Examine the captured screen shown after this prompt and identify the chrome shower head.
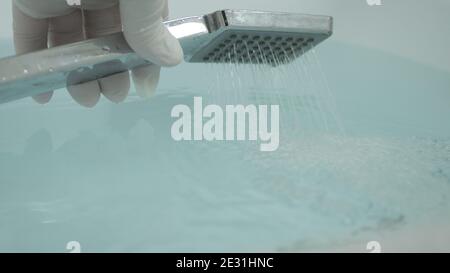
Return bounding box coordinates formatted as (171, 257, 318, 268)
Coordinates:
(188, 10, 332, 65)
(0, 9, 333, 104)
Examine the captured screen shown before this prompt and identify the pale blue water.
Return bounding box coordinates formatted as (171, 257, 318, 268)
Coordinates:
(0, 39, 449, 252)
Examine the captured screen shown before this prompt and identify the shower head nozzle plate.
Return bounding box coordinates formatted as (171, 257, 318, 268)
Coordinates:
(188, 10, 333, 65)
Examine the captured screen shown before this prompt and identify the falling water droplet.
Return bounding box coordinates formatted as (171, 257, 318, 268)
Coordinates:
(24, 69, 29, 74)
(49, 67, 54, 72)
(102, 46, 111, 52)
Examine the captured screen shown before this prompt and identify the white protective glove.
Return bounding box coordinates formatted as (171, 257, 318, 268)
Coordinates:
(12, 0, 183, 107)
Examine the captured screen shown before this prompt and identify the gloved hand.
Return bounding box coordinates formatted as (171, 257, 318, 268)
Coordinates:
(13, 0, 183, 107)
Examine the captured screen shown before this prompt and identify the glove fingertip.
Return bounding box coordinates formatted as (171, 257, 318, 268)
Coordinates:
(32, 91, 54, 104)
(159, 30, 184, 67)
(131, 65, 161, 98)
